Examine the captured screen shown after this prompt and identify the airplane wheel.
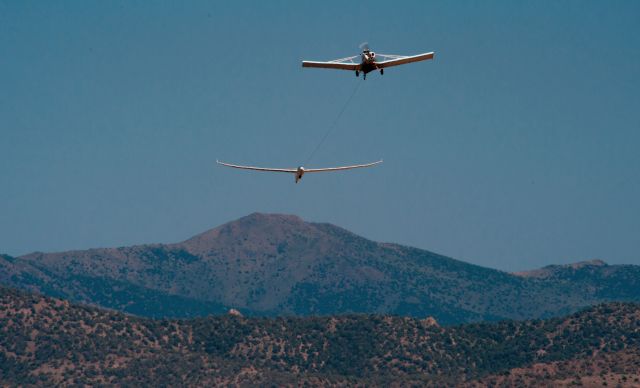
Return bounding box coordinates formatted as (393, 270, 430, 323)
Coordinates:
(363, 74, 367, 80)
(355, 71, 359, 77)
(380, 69, 384, 75)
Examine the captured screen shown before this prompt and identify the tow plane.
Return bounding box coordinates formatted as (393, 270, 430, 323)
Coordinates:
(217, 159, 382, 183)
(302, 43, 434, 79)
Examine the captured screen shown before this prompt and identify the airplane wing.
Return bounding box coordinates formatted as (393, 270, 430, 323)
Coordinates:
(302, 55, 361, 71)
(305, 160, 383, 173)
(376, 52, 435, 69)
(216, 160, 296, 173)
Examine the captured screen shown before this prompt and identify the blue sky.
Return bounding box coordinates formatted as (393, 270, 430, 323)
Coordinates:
(1, 1, 638, 271)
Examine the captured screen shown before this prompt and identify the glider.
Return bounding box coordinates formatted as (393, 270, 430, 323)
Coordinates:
(302, 43, 434, 79)
(216, 159, 382, 183)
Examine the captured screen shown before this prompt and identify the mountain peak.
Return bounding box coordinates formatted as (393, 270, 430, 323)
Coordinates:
(244, 212, 305, 223)
(178, 213, 314, 255)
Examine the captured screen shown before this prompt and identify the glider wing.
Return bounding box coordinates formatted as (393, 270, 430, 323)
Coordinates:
(305, 160, 383, 173)
(216, 160, 296, 173)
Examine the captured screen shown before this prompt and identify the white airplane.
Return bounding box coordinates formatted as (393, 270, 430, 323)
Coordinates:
(302, 43, 434, 79)
(217, 159, 382, 183)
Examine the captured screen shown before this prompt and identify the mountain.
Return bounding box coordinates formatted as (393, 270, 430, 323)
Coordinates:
(1, 287, 639, 386)
(512, 259, 640, 301)
(2, 213, 640, 324)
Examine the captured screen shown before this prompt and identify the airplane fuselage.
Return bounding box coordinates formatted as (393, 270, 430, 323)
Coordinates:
(358, 50, 382, 78)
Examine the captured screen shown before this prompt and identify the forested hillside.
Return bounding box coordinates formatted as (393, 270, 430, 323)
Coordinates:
(1, 287, 639, 386)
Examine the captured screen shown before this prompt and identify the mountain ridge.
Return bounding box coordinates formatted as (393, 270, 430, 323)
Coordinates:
(514, 259, 609, 278)
(2, 212, 640, 324)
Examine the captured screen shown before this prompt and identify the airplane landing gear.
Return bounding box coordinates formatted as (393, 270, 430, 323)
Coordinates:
(363, 73, 367, 80)
(380, 68, 384, 75)
(355, 71, 359, 77)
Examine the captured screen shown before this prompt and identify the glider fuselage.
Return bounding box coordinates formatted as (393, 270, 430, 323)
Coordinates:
(295, 167, 305, 183)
